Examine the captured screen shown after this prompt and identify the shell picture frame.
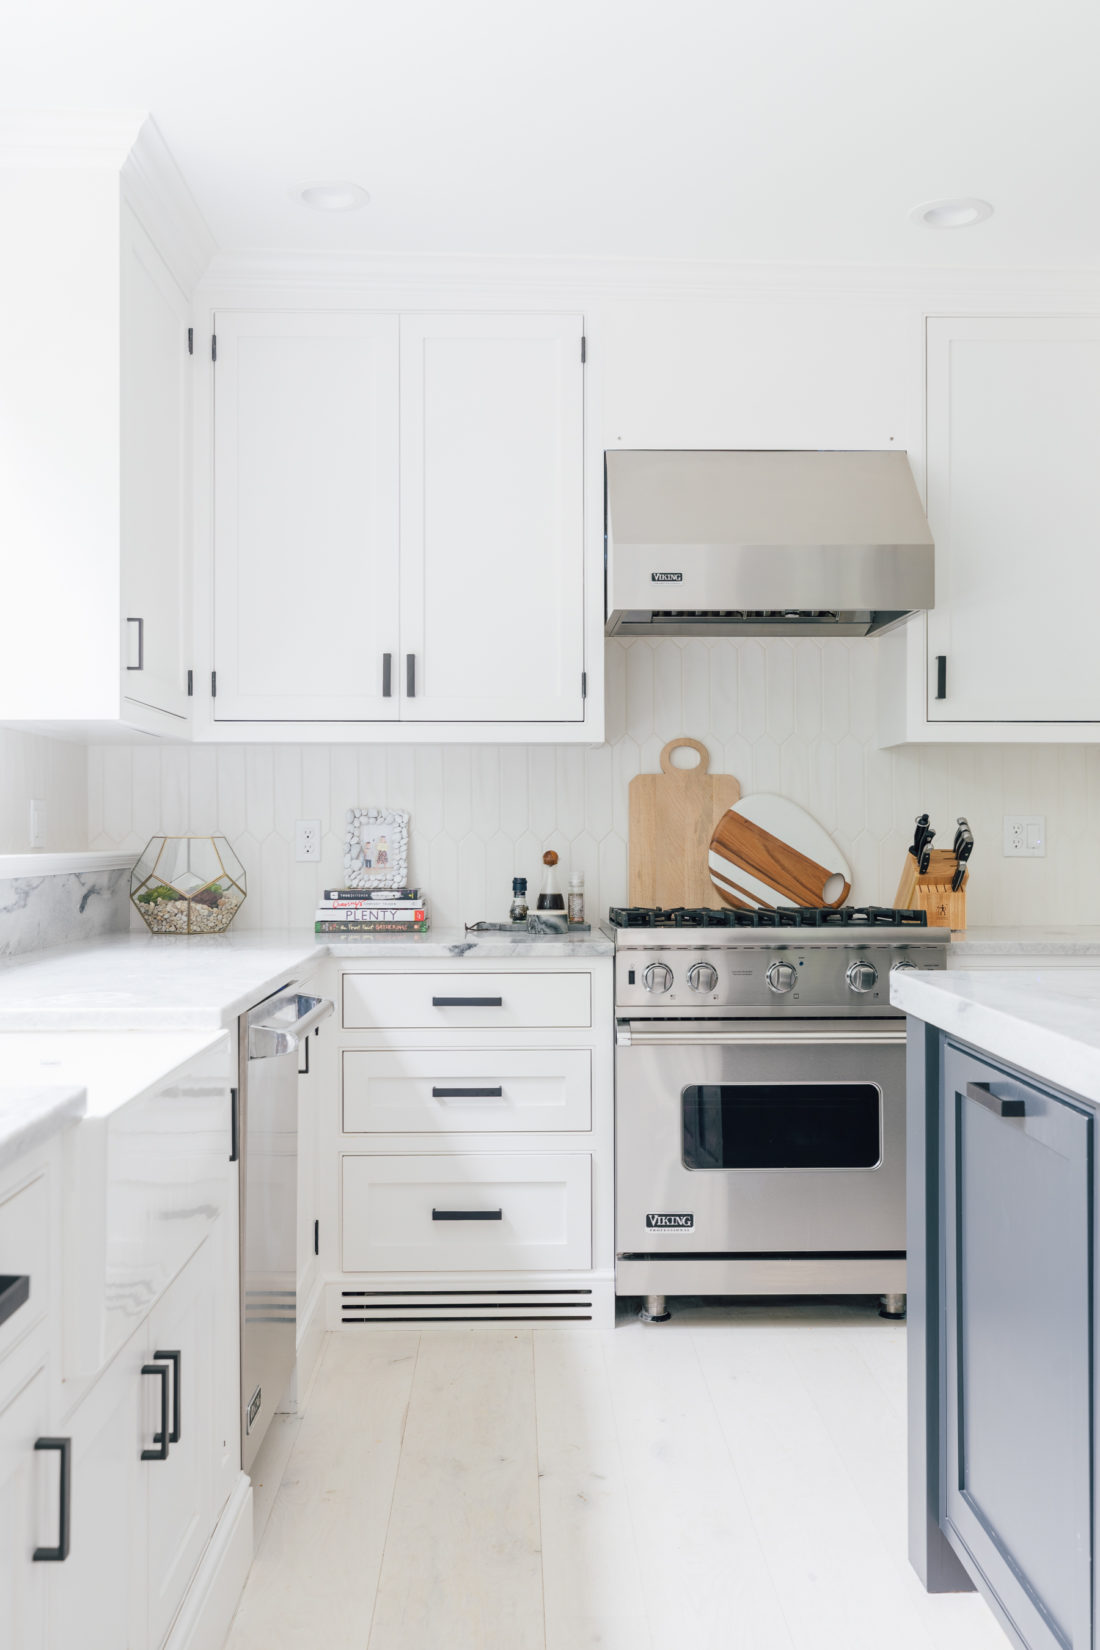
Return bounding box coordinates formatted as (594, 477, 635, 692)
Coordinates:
(343, 806, 409, 889)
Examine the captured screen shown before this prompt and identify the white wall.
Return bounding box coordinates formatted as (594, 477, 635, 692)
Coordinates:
(0, 728, 88, 852)
(87, 636, 1100, 931)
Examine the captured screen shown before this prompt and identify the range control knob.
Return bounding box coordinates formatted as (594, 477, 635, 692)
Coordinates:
(687, 961, 719, 994)
(891, 959, 918, 973)
(846, 959, 879, 993)
(765, 960, 797, 994)
(643, 962, 674, 994)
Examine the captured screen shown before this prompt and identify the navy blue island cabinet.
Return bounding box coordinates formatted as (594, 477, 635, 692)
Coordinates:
(907, 1017, 1096, 1650)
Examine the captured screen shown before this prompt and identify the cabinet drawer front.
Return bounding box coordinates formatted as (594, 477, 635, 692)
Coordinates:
(0, 1173, 48, 1366)
(942, 1042, 1093, 1650)
(342, 972, 591, 1031)
(342, 1154, 591, 1271)
(342, 1049, 592, 1133)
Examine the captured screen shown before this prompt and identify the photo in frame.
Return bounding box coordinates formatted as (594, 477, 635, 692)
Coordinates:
(343, 806, 409, 889)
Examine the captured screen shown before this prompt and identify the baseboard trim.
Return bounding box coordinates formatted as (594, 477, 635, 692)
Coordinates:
(163, 1473, 253, 1650)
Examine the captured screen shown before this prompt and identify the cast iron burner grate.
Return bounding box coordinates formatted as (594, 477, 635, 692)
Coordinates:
(607, 905, 928, 929)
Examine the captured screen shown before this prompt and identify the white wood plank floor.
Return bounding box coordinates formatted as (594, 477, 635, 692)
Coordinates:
(222, 1300, 1009, 1650)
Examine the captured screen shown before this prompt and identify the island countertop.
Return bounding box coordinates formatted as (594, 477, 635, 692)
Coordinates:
(891, 965, 1100, 1104)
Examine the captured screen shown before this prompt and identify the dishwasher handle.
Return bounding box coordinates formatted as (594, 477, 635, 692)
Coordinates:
(248, 994, 334, 1060)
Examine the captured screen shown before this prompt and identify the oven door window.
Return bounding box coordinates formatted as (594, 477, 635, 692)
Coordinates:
(682, 1083, 882, 1170)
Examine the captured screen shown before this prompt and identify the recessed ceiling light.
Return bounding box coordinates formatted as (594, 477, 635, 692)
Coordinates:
(910, 197, 994, 230)
(297, 181, 370, 212)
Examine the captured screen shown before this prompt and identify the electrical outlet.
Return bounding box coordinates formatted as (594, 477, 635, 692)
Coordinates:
(28, 799, 45, 849)
(1003, 815, 1046, 857)
(295, 820, 321, 863)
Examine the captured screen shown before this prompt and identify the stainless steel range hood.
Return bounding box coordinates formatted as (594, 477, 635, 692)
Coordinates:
(604, 449, 934, 638)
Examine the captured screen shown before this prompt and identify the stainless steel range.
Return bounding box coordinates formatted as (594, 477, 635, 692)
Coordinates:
(611, 905, 950, 1321)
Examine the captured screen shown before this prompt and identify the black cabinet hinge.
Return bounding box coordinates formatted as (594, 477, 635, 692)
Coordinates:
(580, 334, 586, 364)
(211, 333, 217, 363)
(581, 670, 587, 699)
(313, 1219, 319, 1257)
(211, 670, 217, 698)
(187, 326, 193, 356)
(186, 669, 193, 697)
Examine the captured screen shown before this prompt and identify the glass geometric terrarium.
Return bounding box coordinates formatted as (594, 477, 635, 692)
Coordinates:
(131, 835, 247, 935)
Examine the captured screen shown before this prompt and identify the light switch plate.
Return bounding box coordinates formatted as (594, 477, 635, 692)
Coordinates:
(295, 820, 321, 862)
(1003, 815, 1046, 857)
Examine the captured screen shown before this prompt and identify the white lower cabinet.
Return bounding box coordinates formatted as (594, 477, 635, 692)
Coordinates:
(0, 1367, 49, 1650)
(48, 1237, 220, 1650)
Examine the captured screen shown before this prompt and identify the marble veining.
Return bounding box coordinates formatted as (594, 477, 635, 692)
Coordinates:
(0, 1083, 85, 1171)
(950, 925, 1100, 957)
(891, 966, 1100, 1104)
(0, 865, 131, 959)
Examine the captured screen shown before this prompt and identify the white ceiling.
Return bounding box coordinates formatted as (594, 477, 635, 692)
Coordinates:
(2, 0, 1098, 266)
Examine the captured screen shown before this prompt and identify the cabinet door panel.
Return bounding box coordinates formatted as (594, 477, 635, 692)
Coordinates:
(47, 1357, 142, 1650)
(145, 1239, 215, 1650)
(0, 1369, 47, 1650)
(213, 312, 400, 721)
(121, 207, 190, 721)
(399, 313, 585, 722)
(942, 1042, 1092, 1650)
(927, 317, 1100, 722)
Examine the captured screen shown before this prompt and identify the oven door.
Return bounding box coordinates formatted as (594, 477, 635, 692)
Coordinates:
(615, 1020, 907, 1256)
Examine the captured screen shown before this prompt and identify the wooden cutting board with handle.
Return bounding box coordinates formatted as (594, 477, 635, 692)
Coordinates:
(709, 795, 852, 910)
(629, 739, 741, 909)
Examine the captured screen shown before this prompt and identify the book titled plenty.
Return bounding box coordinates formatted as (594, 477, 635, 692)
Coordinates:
(314, 905, 427, 923)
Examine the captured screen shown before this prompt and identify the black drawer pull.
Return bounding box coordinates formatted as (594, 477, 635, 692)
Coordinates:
(382, 652, 392, 698)
(229, 1086, 240, 1163)
(966, 1081, 1026, 1118)
(432, 1208, 503, 1221)
(141, 1363, 170, 1461)
(0, 1273, 30, 1328)
(431, 1086, 504, 1099)
(154, 1349, 182, 1443)
(33, 1437, 71, 1562)
(431, 996, 503, 1008)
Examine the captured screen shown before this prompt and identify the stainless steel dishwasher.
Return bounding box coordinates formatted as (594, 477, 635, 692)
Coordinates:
(239, 983, 333, 1472)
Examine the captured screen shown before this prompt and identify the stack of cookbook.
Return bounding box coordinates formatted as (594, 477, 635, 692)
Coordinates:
(314, 888, 429, 934)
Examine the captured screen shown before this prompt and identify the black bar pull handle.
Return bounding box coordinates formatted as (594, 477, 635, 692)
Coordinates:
(431, 996, 503, 1008)
(431, 1086, 504, 1099)
(382, 653, 392, 698)
(33, 1437, 71, 1561)
(406, 653, 416, 697)
(432, 1208, 503, 1221)
(141, 1363, 170, 1460)
(966, 1081, 1026, 1118)
(125, 616, 144, 671)
(229, 1086, 240, 1162)
(154, 1349, 182, 1443)
(934, 655, 947, 700)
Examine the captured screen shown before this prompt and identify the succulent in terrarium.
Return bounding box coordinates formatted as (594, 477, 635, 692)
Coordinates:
(131, 838, 246, 934)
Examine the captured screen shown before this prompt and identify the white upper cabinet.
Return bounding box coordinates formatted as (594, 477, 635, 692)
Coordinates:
(0, 118, 207, 737)
(121, 212, 191, 722)
(211, 313, 400, 722)
(206, 309, 587, 737)
(399, 313, 585, 724)
(878, 314, 1100, 744)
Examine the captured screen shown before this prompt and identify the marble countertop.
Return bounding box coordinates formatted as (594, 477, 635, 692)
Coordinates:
(0, 926, 613, 1029)
(891, 966, 1100, 1104)
(0, 1030, 228, 1122)
(950, 926, 1100, 958)
(0, 1083, 85, 1173)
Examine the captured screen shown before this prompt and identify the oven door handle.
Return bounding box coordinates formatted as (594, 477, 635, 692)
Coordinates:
(616, 1025, 907, 1047)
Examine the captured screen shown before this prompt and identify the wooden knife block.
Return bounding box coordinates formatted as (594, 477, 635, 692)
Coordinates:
(894, 848, 967, 930)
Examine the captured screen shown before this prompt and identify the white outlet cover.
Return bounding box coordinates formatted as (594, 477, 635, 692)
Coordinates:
(295, 819, 321, 863)
(28, 798, 45, 849)
(1003, 814, 1046, 857)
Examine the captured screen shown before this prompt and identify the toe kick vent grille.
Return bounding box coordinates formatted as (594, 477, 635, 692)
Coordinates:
(340, 1288, 593, 1324)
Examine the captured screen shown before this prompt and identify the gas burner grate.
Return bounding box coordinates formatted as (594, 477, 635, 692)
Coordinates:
(607, 904, 928, 929)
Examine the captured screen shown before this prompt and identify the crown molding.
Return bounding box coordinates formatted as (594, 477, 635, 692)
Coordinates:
(199, 247, 1100, 309)
(121, 117, 217, 296)
(0, 109, 144, 166)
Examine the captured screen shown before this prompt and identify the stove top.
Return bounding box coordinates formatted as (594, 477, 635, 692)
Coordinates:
(608, 904, 928, 930)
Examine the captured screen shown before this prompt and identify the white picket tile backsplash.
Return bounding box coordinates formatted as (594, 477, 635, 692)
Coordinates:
(0, 726, 87, 853)
(87, 639, 1100, 931)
